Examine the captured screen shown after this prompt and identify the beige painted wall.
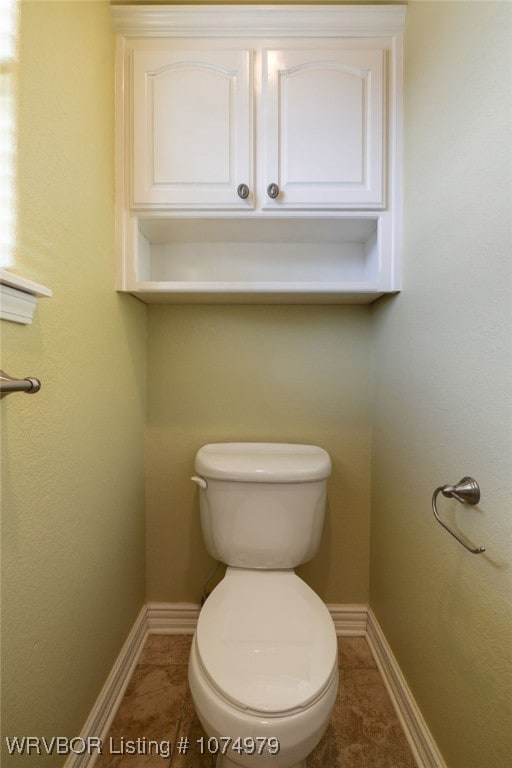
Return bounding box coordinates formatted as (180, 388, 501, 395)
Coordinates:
(1, 2, 146, 763)
(371, 3, 512, 767)
(146, 305, 372, 604)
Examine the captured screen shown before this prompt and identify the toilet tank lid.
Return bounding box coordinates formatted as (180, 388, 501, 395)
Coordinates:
(194, 442, 331, 483)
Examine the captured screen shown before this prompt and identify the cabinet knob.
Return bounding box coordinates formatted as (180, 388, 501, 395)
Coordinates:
(237, 183, 250, 200)
(267, 183, 280, 199)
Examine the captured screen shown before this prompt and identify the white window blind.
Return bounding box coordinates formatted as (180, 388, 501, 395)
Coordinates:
(0, 0, 18, 268)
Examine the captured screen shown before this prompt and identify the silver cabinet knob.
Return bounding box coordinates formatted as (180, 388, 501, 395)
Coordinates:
(267, 183, 280, 199)
(237, 183, 250, 199)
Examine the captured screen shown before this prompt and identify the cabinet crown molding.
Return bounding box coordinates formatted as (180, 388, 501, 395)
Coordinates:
(112, 4, 407, 37)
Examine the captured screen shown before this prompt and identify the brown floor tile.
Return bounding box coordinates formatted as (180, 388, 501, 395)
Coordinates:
(308, 668, 417, 768)
(337, 637, 377, 670)
(94, 634, 418, 768)
(170, 690, 215, 768)
(95, 665, 188, 768)
(139, 635, 193, 667)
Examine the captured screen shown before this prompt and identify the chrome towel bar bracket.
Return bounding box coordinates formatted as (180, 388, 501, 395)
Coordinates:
(0, 369, 41, 399)
(432, 477, 485, 554)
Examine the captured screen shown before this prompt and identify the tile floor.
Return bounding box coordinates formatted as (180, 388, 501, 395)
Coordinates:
(94, 634, 417, 768)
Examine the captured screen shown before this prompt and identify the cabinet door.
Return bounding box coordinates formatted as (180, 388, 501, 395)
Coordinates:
(132, 48, 252, 208)
(262, 48, 385, 209)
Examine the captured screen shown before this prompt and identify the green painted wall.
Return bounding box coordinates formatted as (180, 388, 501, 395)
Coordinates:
(146, 305, 372, 604)
(371, 3, 512, 767)
(2, 4, 511, 768)
(1, 2, 146, 764)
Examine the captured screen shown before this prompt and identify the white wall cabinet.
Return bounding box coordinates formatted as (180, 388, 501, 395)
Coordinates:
(132, 44, 384, 211)
(113, 5, 405, 303)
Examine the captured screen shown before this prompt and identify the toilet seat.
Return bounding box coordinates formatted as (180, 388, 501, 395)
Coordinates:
(195, 568, 338, 718)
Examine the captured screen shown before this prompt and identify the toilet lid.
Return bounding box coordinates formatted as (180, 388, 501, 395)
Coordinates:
(195, 569, 338, 716)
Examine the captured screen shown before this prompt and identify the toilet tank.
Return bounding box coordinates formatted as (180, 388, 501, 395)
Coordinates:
(192, 443, 332, 569)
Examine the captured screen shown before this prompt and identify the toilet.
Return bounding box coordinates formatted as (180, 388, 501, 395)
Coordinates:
(188, 443, 338, 768)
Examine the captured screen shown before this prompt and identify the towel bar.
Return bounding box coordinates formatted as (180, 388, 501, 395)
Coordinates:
(0, 369, 41, 399)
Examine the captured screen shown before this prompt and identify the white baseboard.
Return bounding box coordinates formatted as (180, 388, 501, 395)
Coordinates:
(68, 602, 445, 768)
(146, 601, 200, 634)
(146, 601, 368, 636)
(327, 603, 368, 635)
(366, 608, 447, 768)
(63, 605, 148, 768)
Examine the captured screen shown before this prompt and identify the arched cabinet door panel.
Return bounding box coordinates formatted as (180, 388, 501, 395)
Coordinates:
(262, 48, 385, 209)
(132, 47, 253, 209)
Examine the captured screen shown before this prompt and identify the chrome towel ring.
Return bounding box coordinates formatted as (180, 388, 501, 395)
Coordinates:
(432, 477, 485, 554)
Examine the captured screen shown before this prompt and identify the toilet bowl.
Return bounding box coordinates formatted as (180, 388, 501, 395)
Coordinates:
(189, 568, 338, 768)
(189, 443, 338, 768)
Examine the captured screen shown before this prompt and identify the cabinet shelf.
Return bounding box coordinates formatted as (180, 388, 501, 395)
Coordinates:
(120, 215, 396, 304)
(128, 283, 386, 305)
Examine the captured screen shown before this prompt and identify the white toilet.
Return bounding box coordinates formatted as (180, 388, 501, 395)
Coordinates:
(188, 443, 338, 768)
